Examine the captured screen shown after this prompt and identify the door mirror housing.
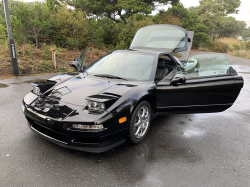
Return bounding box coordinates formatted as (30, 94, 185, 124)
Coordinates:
(171, 74, 186, 85)
(69, 61, 81, 72)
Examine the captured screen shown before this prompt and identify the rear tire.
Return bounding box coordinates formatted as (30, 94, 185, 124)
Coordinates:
(129, 101, 151, 144)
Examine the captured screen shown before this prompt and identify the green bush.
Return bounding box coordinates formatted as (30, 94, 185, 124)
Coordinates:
(246, 42, 250, 50)
(41, 44, 52, 60)
(233, 45, 240, 50)
(0, 24, 7, 40)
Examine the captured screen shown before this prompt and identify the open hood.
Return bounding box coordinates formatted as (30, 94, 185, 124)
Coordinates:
(129, 24, 194, 61)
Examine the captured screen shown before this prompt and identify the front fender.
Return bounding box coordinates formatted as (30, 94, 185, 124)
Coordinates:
(107, 83, 156, 130)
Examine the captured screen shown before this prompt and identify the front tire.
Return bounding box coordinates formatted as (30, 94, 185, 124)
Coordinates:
(129, 101, 151, 144)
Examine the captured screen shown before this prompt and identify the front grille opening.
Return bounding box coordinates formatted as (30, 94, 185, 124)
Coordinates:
(73, 136, 100, 144)
(30, 120, 67, 143)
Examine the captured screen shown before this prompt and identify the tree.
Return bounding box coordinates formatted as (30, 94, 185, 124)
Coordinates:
(242, 27, 250, 39)
(50, 6, 88, 49)
(12, 2, 51, 46)
(158, 3, 209, 48)
(64, 0, 179, 23)
(194, 0, 241, 41)
(218, 17, 246, 38)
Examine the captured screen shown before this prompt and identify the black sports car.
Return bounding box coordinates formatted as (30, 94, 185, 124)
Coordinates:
(21, 24, 244, 153)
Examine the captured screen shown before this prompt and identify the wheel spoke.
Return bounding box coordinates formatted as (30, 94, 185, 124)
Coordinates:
(138, 113, 143, 120)
(135, 126, 141, 136)
(135, 120, 141, 127)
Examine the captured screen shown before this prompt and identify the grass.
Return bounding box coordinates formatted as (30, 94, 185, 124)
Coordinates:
(198, 37, 250, 59)
(216, 38, 243, 50)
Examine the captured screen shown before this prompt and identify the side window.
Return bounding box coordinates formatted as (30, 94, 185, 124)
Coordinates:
(154, 55, 175, 82)
(176, 54, 232, 78)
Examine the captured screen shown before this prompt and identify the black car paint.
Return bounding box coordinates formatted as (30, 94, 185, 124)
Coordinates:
(22, 50, 244, 153)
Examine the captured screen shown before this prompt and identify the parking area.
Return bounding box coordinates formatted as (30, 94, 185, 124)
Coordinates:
(0, 52, 250, 187)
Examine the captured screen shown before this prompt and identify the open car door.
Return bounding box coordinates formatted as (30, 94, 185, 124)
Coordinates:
(156, 54, 244, 114)
(130, 24, 194, 61)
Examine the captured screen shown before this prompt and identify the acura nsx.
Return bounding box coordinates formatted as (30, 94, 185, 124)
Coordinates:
(21, 24, 244, 153)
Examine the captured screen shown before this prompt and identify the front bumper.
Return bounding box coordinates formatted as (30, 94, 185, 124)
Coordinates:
(22, 103, 127, 153)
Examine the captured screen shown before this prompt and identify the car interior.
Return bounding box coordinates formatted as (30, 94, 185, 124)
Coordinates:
(154, 55, 175, 82)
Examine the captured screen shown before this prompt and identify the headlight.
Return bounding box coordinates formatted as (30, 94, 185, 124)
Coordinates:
(87, 101, 105, 112)
(72, 124, 104, 130)
(32, 86, 41, 95)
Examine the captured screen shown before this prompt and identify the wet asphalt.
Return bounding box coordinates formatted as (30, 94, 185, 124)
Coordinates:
(0, 52, 250, 187)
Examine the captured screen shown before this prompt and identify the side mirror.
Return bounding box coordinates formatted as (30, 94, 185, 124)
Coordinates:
(171, 74, 186, 85)
(69, 61, 81, 72)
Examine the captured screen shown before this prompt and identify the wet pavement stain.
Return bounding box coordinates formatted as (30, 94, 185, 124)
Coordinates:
(11, 79, 49, 84)
(0, 83, 8, 88)
(24, 79, 49, 84)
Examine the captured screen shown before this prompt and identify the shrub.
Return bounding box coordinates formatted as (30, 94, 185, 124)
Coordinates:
(212, 41, 229, 53)
(41, 44, 52, 60)
(232, 45, 240, 50)
(246, 42, 250, 50)
(21, 44, 34, 59)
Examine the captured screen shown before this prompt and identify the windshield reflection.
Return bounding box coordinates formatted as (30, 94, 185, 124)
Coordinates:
(87, 51, 155, 81)
(177, 54, 232, 78)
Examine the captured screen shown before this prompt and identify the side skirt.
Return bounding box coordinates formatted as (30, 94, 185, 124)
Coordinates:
(156, 103, 233, 114)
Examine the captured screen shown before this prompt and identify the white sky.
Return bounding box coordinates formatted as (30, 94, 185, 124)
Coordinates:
(19, 0, 250, 27)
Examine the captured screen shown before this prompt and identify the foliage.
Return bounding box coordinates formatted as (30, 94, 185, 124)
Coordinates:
(114, 14, 154, 49)
(50, 6, 88, 49)
(245, 42, 250, 50)
(21, 44, 34, 59)
(41, 43, 52, 60)
(212, 41, 229, 53)
(11, 2, 51, 46)
(64, 0, 179, 23)
(242, 27, 250, 39)
(158, 3, 209, 48)
(216, 37, 243, 50)
(0, 24, 7, 40)
(194, 0, 241, 41)
(0, 0, 248, 59)
(218, 17, 246, 38)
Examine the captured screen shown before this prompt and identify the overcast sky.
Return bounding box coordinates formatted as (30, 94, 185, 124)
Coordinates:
(19, 0, 250, 27)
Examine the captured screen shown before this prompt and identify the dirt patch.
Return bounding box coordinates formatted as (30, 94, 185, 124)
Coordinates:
(0, 83, 9, 88)
(0, 48, 108, 80)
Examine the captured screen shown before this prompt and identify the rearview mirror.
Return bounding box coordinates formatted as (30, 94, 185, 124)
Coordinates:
(69, 61, 81, 72)
(171, 74, 186, 85)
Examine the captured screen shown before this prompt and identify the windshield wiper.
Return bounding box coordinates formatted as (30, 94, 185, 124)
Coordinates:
(94, 74, 128, 80)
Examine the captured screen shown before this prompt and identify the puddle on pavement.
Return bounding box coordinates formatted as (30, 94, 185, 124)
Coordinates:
(24, 79, 49, 84)
(11, 79, 49, 85)
(0, 83, 9, 88)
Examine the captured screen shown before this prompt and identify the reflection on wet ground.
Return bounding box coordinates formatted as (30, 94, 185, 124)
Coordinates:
(0, 83, 8, 88)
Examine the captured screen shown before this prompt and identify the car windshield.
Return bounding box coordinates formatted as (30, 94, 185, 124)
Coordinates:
(87, 51, 156, 81)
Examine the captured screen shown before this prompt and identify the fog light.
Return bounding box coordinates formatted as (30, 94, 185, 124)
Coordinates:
(72, 124, 104, 130)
